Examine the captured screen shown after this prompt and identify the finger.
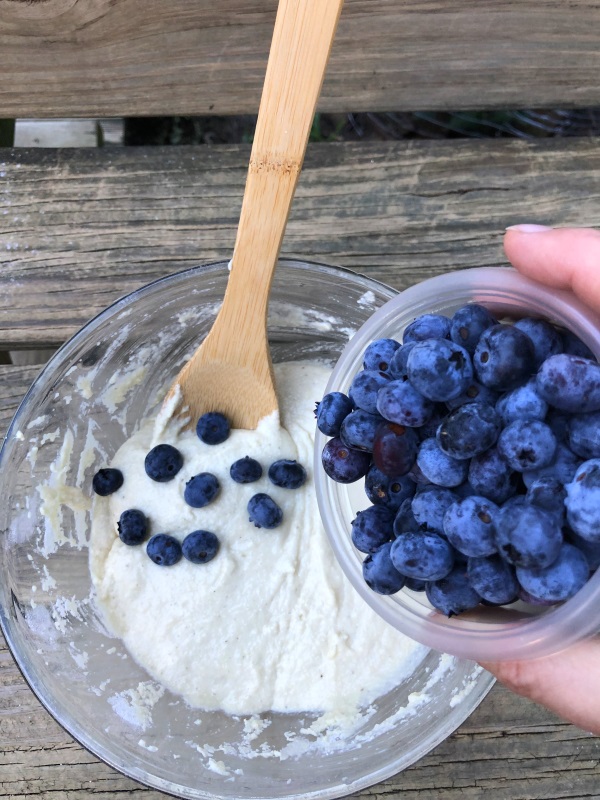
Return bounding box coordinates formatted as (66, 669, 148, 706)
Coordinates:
(480, 636, 600, 735)
(503, 226, 600, 314)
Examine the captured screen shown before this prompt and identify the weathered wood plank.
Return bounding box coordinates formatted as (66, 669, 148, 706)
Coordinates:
(1, 138, 600, 348)
(0, 1, 599, 117)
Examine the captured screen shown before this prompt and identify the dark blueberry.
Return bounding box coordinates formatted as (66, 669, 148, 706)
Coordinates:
(545, 408, 571, 444)
(93, 467, 124, 496)
(467, 555, 519, 605)
(411, 486, 459, 534)
(184, 472, 220, 508)
(416, 437, 469, 488)
(247, 492, 283, 528)
(526, 476, 567, 517)
(146, 533, 182, 567)
(468, 446, 519, 504)
(389, 342, 416, 380)
(561, 329, 596, 360)
(363, 338, 401, 373)
(566, 528, 600, 570)
(437, 402, 500, 460)
(565, 459, 600, 542)
(268, 459, 307, 489)
(443, 496, 499, 557)
(495, 378, 548, 426)
(494, 503, 562, 569)
(364, 465, 416, 510)
(144, 444, 184, 482)
(473, 324, 536, 391)
(362, 542, 406, 594)
(196, 412, 230, 445)
(567, 411, 600, 459)
(117, 509, 148, 546)
(497, 419, 557, 473)
(230, 456, 263, 484)
(393, 497, 421, 536)
(182, 530, 220, 564)
(536, 354, 600, 413)
(426, 565, 482, 617)
(513, 317, 563, 369)
(315, 391, 354, 436)
(449, 304, 497, 354)
(445, 381, 499, 411)
(404, 576, 427, 592)
(376, 379, 434, 428)
(516, 543, 589, 603)
(522, 442, 582, 488)
(416, 403, 448, 441)
(321, 437, 372, 484)
(340, 409, 385, 452)
(372, 422, 419, 477)
(348, 369, 391, 414)
(407, 338, 473, 402)
(247, 493, 283, 529)
(403, 313, 451, 344)
(390, 531, 454, 581)
(351, 505, 395, 553)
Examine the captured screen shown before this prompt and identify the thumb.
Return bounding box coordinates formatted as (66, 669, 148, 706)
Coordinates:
(504, 226, 600, 315)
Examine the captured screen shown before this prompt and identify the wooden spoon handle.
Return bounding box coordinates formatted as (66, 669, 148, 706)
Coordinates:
(215, 0, 344, 342)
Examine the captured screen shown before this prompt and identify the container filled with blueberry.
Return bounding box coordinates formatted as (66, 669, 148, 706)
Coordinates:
(314, 266, 600, 662)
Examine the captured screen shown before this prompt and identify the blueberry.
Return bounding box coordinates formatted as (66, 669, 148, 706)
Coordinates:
(513, 317, 563, 368)
(268, 459, 307, 489)
(321, 437, 372, 483)
(340, 409, 385, 451)
(521, 442, 581, 488)
(376, 379, 434, 427)
(389, 342, 416, 380)
(144, 444, 184, 482)
(497, 419, 557, 473)
(416, 437, 469, 488)
(182, 530, 220, 564)
(426, 564, 482, 616)
(372, 421, 419, 477)
(196, 412, 230, 445)
(351, 505, 395, 553)
(390, 531, 454, 581)
(561, 329, 596, 360)
(516, 543, 589, 603)
(404, 576, 427, 592)
(393, 497, 421, 536)
(117, 509, 148, 546)
(468, 447, 518, 504)
(526, 476, 567, 517)
(364, 465, 416, 510)
(495, 378, 548, 426)
(93, 467, 124, 496)
(467, 555, 519, 605)
(567, 411, 600, 459)
(407, 338, 473, 402)
(230, 456, 263, 484)
(443, 496, 499, 557)
(315, 392, 353, 436)
(362, 338, 401, 373)
(565, 459, 600, 542)
(146, 533, 182, 566)
(445, 381, 499, 411)
(450, 304, 496, 354)
(536, 354, 600, 413)
(566, 528, 600, 570)
(348, 369, 391, 414)
(494, 503, 562, 569)
(184, 472, 220, 508)
(473, 324, 536, 391)
(247, 493, 283, 529)
(411, 486, 458, 534)
(403, 313, 451, 344)
(437, 402, 500, 460)
(416, 403, 449, 441)
(362, 542, 406, 594)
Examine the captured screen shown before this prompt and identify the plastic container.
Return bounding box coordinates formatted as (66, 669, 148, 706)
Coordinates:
(0, 260, 493, 800)
(315, 266, 600, 663)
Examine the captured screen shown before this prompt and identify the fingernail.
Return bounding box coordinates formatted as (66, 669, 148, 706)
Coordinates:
(505, 224, 553, 233)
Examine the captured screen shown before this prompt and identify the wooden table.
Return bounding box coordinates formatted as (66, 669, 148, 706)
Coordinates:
(1, 137, 600, 797)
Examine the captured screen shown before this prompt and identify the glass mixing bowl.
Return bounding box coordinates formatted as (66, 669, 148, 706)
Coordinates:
(0, 260, 493, 800)
(315, 267, 600, 663)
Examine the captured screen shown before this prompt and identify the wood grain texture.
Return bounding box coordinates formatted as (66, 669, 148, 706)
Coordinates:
(1, 0, 600, 117)
(2, 138, 600, 348)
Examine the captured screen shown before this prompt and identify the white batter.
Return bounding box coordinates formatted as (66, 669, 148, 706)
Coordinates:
(90, 361, 426, 716)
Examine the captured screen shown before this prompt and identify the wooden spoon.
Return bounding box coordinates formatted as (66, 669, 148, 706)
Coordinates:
(166, 0, 345, 429)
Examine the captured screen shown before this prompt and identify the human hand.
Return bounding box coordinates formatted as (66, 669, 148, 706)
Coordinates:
(479, 224, 600, 736)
